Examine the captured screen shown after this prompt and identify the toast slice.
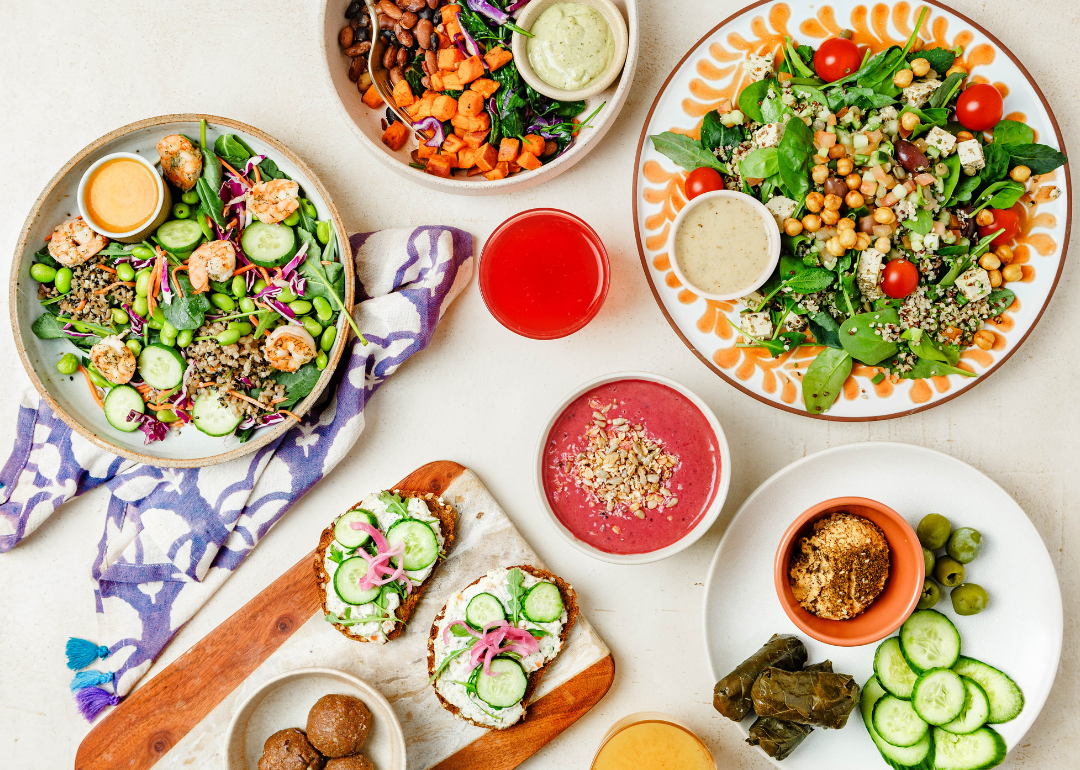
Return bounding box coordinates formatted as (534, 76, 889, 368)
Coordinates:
(314, 489, 456, 643)
(427, 565, 579, 728)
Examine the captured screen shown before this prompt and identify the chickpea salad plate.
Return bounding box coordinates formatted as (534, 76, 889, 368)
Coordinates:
(11, 115, 356, 465)
(634, 0, 1071, 420)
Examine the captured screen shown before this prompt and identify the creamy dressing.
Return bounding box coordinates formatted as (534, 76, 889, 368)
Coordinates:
(84, 158, 158, 233)
(674, 197, 772, 296)
(593, 721, 714, 770)
(527, 3, 614, 91)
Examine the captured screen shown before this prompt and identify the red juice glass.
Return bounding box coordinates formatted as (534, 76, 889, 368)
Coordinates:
(479, 209, 610, 339)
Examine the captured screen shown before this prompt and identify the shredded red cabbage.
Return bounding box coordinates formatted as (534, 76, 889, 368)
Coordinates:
(280, 241, 310, 279)
(506, 0, 530, 14)
(123, 303, 145, 334)
(412, 117, 445, 148)
(61, 324, 96, 340)
(466, 0, 508, 25)
(127, 411, 169, 444)
(266, 298, 302, 325)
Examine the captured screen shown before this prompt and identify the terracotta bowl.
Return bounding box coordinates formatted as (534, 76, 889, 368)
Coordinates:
(774, 496, 924, 647)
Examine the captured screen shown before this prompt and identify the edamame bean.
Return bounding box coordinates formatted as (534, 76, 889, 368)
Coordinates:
(85, 365, 110, 389)
(320, 325, 336, 352)
(116, 262, 136, 282)
(161, 321, 178, 346)
(126, 339, 143, 357)
(301, 199, 317, 219)
(210, 293, 236, 312)
(135, 269, 152, 297)
(172, 203, 191, 219)
(176, 329, 193, 348)
(239, 297, 257, 314)
(231, 275, 247, 298)
(54, 267, 73, 294)
(283, 210, 301, 227)
(316, 220, 331, 245)
(56, 353, 78, 375)
(316, 351, 328, 370)
(156, 409, 180, 423)
(147, 307, 165, 330)
(252, 279, 267, 294)
(277, 287, 297, 304)
(216, 329, 242, 346)
(112, 308, 130, 325)
(181, 190, 199, 205)
(302, 316, 323, 339)
(133, 296, 149, 318)
(227, 321, 253, 336)
(288, 299, 312, 316)
(313, 296, 333, 322)
(30, 263, 57, 283)
(73, 322, 90, 333)
(133, 245, 156, 260)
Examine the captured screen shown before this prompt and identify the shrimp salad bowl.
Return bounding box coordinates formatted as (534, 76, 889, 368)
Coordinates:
(10, 115, 356, 467)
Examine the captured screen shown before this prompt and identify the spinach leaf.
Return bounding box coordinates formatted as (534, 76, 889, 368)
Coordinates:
(929, 72, 965, 108)
(802, 348, 852, 414)
(786, 267, 834, 294)
(1004, 143, 1068, 174)
(905, 330, 959, 365)
(743, 331, 806, 358)
(783, 37, 816, 78)
(948, 174, 982, 206)
(937, 255, 973, 288)
(986, 288, 1015, 317)
(214, 134, 254, 165)
(738, 78, 775, 124)
(988, 181, 1025, 210)
(650, 132, 724, 172)
(700, 110, 745, 157)
(739, 147, 779, 179)
(258, 157, 289, 181)
(162, 274, 212, 330)
(808, 311, 843, 349)
(904, 207, 934, 235)
(941, 154, 962, 203)
(910, 46, 956, 76)
(31, 313, 74, 340)
(902, 358, 976, 379)
(198, 120, 222, 194)
(777, 117, 814, 202)
(830, 85, 896, 111)
(272, 362, 321, 409)
(196, 177, 226, 229)
(760, 89, 793, 123)
(991, 120, 1034, 146)
(839, 309, 901, 365)
(981, 143, 1010, 183)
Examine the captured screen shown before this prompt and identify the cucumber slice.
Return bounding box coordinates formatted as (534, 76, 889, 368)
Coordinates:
(522, 581, 564, 623)
(191, 391, 243, 437)
(874, 695, 929, 748)
(932, 727, 1007, 770)
(475, 657, 528, 709)
(900, 609, 961, 672)
(156, 219, 205, 252)
(941, 678, 991, 735)
(466, 593, 507, 629)
(912, 668, 966, 725)
(952, 657, 1024, 724)
(333, 556, 381, 605)
(241, 222, 297, 268)
(861, 677, 935, 770)
(334, 509, 378, 549)
(876, 636, 919, 699)
(137, 344, 186, 390)
(385, 519, 439, 571)
(103, 384, 145, 432)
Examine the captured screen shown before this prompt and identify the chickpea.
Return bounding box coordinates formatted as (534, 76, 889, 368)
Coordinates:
(946, 65, 968, 79)
(873, 206, 896, 225)
(1002, 264, 1023, 283)
(856, 232, 873, 250)
(836, 217, 856, 231)
(844, 173, 861, 190)
(783, 218, 804, 236)
(988, 269, 1003, 288)
(811, 164, 830, 184)
(975, 209, 995, 227)
(910, 37, 924, 52)
(979, 253, 1001, 271)
(874, 236, 892, 253)
(910, 57, 931, 77)
(893, 68, 914, 88)
(826, 237, 847, 257)
(828, 144, 847, 159)
(820, 208, 841, 226)
(900, 112, 921, 132)
(802, 214, 823, 232)
(973, 330, 995, 350)
(838, 228, 858, 249)
(836, 158, 854, 176)
(995, 244, 1014, 264)
(845, 190, 865, 208)
(1010, 165, 1032, 183)
(805, 191, 825, 212)
(957, 130, 975, 142)
(824, 193, 843, 211)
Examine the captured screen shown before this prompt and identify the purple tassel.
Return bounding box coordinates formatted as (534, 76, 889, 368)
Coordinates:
(75, 686, 119, 721)
(71, 669, 114, 691)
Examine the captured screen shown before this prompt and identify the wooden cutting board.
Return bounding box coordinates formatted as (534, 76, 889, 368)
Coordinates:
(75, 461, 615, 770)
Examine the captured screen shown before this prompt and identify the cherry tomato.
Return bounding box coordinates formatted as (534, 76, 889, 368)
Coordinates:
(956, 83, 1004, 132)
(882, 259, 919, 299)
(685, 167, 724, 200)
(977, 207, 1021, 247)
(814, 37, 863, 83)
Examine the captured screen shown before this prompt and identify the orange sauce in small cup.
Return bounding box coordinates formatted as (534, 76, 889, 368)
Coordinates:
(592, 720, 714, 770)
(84, 158, 159, 233)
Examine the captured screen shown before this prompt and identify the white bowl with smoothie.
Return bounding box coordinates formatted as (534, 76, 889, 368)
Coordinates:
(535, 371, 731, 565)
(668, 190, 781, 301)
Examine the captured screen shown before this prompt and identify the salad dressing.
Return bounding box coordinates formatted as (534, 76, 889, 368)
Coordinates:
(527, 3, 614, 91)
(674, 197, 772, 296)
(592, 720, 714, 770)
(83, 157, 159, 233)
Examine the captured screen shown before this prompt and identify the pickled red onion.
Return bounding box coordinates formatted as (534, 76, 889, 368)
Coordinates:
(347, 522, 414, 594)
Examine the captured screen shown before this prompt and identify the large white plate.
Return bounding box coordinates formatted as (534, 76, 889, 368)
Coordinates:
(702, 441, 1062, 769)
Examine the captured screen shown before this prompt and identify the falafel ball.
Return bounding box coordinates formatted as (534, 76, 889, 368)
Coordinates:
(306, 694, 373, 758)
(257, 728, 325, 770)
(325, 756, 375, 770)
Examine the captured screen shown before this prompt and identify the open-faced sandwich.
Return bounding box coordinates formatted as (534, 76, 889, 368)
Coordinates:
(315, 489, 456, 644)
(428, 565, 577, 729)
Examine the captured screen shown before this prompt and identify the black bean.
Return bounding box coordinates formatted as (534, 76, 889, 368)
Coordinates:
(345, 1, 361, 19)
(418, 7, 433, 20)
(356, 25, 371, 42)
(386, 107, 399, 124)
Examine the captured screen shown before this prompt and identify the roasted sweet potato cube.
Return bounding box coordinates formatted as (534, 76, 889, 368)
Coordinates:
(440, 151, 460, 169)
(426, 155, 453, 178)
(441, 72, 464, 91)
(474, 143, 499, 172)
(451, 112, 490, 132)
(417, 141, 439, 159)
(429, 71, 446, 92)
(521, 134, 545, 157)
(361, 84, 384, 109)
(484, 46, 513, 71)
(498, 138, 520, 163)
(517, 151, 543, 171)
(392, 79, 415, 108)
(453, 126, 468, 138)
(438, 48, 465, 71)
(467, 165, 486, 177)
(457, 56, 485, 84)
(464, 130, 490, 149)
(442, 134, 467, 153)
(381, 122, 410, 151)
(432, 94, 458, 122)
(458, 89, 485, 117)
(458, 147, 478, 169)
(508, 163, 521, 174)
(484, 161, 510, 181)
(470, 78, 500, 98)
(445, 19, 462, 39)
(442, 4, 461, 20)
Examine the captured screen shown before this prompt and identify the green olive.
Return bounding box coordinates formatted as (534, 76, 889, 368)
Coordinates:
(133, 296, 149, 318)
(922, 547, 936, 576)
(933, 555, 965, 588)
(946, 527, 983, 564)
(30, 262, 57, 283)
(54, 267, 73, 294)
(116, 262, 136, 282)
(288, 299, 312, 316)
(156, 409, 180, 423)
(916, 578, 941, 610)
(283, 210, 301, 227)
(56, 353, 79, 375)
(320, 325, 336, 352)
(210, 293, 236, 312)
(951, 583, 989, 616)
(176, 329, 193, 348)
(917, 513, 952, 550)
(181, 189, 199, 205)
(172, 203, 191, 219)
(111, 308, 130, 325)
(126, 339, 143, 357)
(316, 220, 331, 245)
(316, 350, 328, 370)
(227, 321, 253, 336)
(135, 269, 152, 297)
(216, 329, 242, 346)
(301, 316, 323, 339)
(239, 297, 257, 314)
(277, 286, 297, 303)
(252, 279, 267, 294)
(231, 275, 247, 298)
(313, 296, 333, 322)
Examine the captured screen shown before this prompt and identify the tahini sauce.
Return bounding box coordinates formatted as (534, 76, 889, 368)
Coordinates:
(592, 720, 714, 770)
(674, 197, 771, 295)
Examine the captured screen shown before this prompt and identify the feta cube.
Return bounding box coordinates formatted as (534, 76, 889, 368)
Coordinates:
(765, 195, 798, 224)
(857, 248, 886, 300)
(923, 232, 941, 252)
(957, 139, 986, 175)
(894, 199, 918, 222)
(745, 53, 774, 83)
(741, 312, 774, 339)
(878, 106, 899, 122)
(925, 126, 957, 156)
(956, 267, 992, 302)
(780, 310, 807, 332)
(753, 122, 784, 149)
(902, 79, 942, 108)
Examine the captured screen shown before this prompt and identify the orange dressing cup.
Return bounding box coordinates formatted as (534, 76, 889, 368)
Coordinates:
(591, 712, 715, 770)
(77, 152, 171, 243)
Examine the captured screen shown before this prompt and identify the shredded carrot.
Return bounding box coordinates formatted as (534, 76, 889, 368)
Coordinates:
(272, 267, 283, 281)
(44, 233, 53, 242)
(79, 366, 105, 408)
(278, 409, 301, 422)
(145, 403, 174, 411)
(232, 263, 259, 276)
(270, 396, 287, 404)
(321, 261, 333, 265)
(225, 217, 238, 231)
(257, 266, 271, 285)
(196, 381, 215, 388)
(227, 389, 270, 410)
(219, 158, 252, 187)
(97, 265, 117, 274)
(75, 299, 87, 312)
(93, 281, 136, 295)
(248, 314, 259, 327)
(254, 164, 262, 184)
(134, 383, 153, 394)
(171, 264, 187, 299)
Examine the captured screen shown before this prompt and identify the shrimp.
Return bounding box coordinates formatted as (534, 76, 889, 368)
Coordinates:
(188, 240, 237, 293)
(89, 335, 137, 385)
(47, 217, 108, 268)
(249, 179, 300, 224)
(156, 134, 203, 192)
(264, 325, 317, 373)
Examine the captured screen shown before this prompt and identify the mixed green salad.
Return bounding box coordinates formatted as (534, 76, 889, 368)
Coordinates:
(650, 9, 1067, 414)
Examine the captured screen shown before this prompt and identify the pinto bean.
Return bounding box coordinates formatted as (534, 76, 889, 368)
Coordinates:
(339, 26, 354, 48)
(389, 66, 405, 86)
(396, 45, 410, 67)
(416, 18, 434, 49)
(348, 55, 366, 82)
(344, 41, 371, 57)
(395, 24, 414, 47)
(377, 11, 395, 30)
(383, 43, 398, 70)
(400, 11, 418, 28)
(426, 0, 439, 8)
(379, 0, 403, 20)
(425, 49, 437, 74)
(402, 0, 426, 10)
(421, 75, 431, 89)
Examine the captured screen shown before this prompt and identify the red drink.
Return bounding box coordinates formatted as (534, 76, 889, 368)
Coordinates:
(479, 209, 610, 339)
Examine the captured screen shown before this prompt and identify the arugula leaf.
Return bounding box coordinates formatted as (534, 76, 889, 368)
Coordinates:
(1003, 143, 1068, 174)
(802, 348, 852, 414)
(162, 274, 212, 331)
(991, 120, 1034, 146)
(777, 117, 814, 202)
(839, 309, 901, 365)
(904, 329, 960, 365)
(740, 147, 779, 179)
(910, 46, 957, 76)
(272, 362, 321, 409)
(741, 330, 807, 357)
(649, 132, 725, 173)
(738, 78, 776, 124)
(429, 646, 473, 683)
(941, 154, 962, 203)
(378, 490, 410, 518)
(506, 568, 525, 627)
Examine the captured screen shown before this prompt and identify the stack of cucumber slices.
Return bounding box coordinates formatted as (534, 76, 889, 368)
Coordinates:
(864, 609, 1023, 770)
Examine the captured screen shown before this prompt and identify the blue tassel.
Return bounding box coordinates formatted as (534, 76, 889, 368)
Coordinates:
(70, 670, 113, 691)
(65, 638, 110, 671)
(75, 686, 119, 722)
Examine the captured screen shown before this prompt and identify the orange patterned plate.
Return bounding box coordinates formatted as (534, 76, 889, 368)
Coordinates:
(632, 0, 1071, 420)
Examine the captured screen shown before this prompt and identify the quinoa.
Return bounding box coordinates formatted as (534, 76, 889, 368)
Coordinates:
(187, 321, 286, 419)
(39, 255, 134, 325)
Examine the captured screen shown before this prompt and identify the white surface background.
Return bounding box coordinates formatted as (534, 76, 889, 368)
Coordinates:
(0, 1, 1076, 768)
